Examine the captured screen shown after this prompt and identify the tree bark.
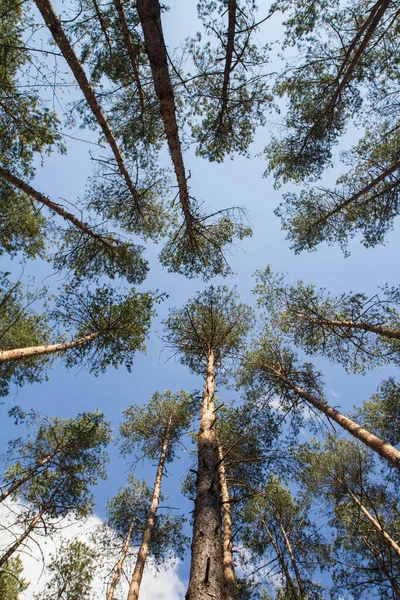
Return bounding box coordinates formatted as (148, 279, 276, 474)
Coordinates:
(310, 316, 400, 340)
(186, 349, 225, 600)
(0, 165, 116, 250)
(33, 0, 142, 210)
(113, 0, 145, 114)
(342, 483, 400, 558)
(279, 521, 307, 600)
(107, 516, 135, 600)
(127, 422, 171, 600)
(271, 368, 400, 470)
(220, 0, 237, 119)
(136, 0, 193, 238)
(0, 331, 102, 363)
(0, 503, 48, 568)
(217, 439, 236, 600)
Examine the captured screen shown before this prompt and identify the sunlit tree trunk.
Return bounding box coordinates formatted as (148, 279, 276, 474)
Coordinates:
(217, 439, 236, 600)
(127, 420, 171, 600)
(186, 349, 225, 600)
(107, 516, 135, 600)
(279, 521, 307, 600)
(0, 331, 102, 363)
(310, 316, 400, 340)
(0, 503, 49, 568)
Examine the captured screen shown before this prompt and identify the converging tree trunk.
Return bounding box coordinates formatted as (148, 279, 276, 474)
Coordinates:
(0, 331, 102, 363)
(271, 367, 400, 470)
(107, 516, 136, 600)
(310, 316, 400, 340)
(217, 439, 236, 600)
(186, 350, 225, 600)
(34, 0, 142, 209)
(136, 0, 194, 238)
(279, 521, 307, 600)
(127, 420, 171, 600)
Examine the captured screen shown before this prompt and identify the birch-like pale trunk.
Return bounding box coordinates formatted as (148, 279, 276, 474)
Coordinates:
(107, 517, 135, 600)
(279, 521, 307, 600)
(127, 422, 171, 600)
(0, 331, 102, 363)
(271, 367, 400, 470)
(186, 350, 225, 600)
(217, 439, 236, 600)
(34, 0, 142, 210)
(310, 316, 400, 340)
(136, 0, 193, 239)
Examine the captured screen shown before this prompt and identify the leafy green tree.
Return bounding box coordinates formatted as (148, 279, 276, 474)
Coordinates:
(0, 411, 111, 568)
(164, 286, 253, 600)
(0, 273, 52, 397)
(265, 0, 400, 253)
(188, 0, 271, 162)
(0, 556, 29, 600)
(34, 539, 97, 600)
(120, 390, 193, 600)
(241, 477, 329, 600)
(1, 408, 111, 504)
(297, 436, 400, 599)
(254, 267, 400, 373)
(355, 378, 400, 447)
(0, 283, 155, 377)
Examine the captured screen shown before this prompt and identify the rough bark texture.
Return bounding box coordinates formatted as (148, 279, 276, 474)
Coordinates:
(0, 165, 116, 249)
(107, 517, 135, 600)
(217, 439, 236, 600)
(219, 0, 237, 119)
(186, 350, 225, 600)
(279, 521, 307, 600)
(127, 424, 171, 600)
(260, 515, 299, 600)
(273, 369, 400, 470)
(343, 483, 400, 558)
(113, 0, 145, 113)
(0, 331, 102, 363)
(136, 0, 193, 237)
(0, 504, 47, 567)
(34, 0, 141, 209)
(311, 316, 400, 340)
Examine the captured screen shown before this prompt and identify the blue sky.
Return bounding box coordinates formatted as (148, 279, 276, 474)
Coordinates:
(1, 1, 399, 596)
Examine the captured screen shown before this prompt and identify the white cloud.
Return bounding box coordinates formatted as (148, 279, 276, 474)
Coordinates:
(0, 501, 186, 599)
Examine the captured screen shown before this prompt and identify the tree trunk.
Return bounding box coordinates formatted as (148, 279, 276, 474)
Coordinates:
(361, 535, 400, 596)
(217, 439, 236, 600)
(127, 423, 171, 600)
(0, 165, 116, 250)
(113, 0, 145, 114)
(186, 349, 225, 600)
(0, 504, 47, 568)
(311, 316, 400, 340)
(343, 484, 400, 558)
(219, 0, 237, 118)
(260, 514, 299, 600)
(279, 521, 307, 600)
(0, 331, 102, 363)
(34, 0, 142, 210)
(107, 516, 135, 600)
(136, 0, 193, 239)
(272, 368, 400, 470)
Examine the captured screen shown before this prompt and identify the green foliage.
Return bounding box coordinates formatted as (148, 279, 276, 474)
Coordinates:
(4, 409, 111, 518)
(254, 267, 400, 373)
(34, 539, 97, 600)
(159, 207, 252, 279)
(241, 476, 329, 600)
(0, 556, 29, 600)
(53, 227, 149, 284)
(0, 273, 52, 396)
(0, 183, 46, 259)
(355, 378, 400, 446)
(164, 285, 253, 374)
(0, 0, 63, 176)
(120, 390, 195, 462)
(187, 0, 271, 162)
(55, 283, 157, 375)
